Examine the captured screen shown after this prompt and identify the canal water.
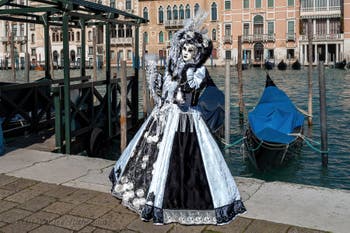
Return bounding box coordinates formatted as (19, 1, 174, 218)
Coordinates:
(1, 66, 350, 190)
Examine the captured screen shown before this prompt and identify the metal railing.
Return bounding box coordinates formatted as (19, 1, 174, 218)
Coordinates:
(299, 33, 343, 41)
(111, 37, 133, 45)
(242, 34, 275, 43)
(164, 19, 184, 28)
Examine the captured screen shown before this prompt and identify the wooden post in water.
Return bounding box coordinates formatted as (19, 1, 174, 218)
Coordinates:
(318, 62, 328, 167)
(120, 60, 127, 152)
(237, 35, 245, 125)
(307, 19, 313, 126)
(225, 59, 231, 143)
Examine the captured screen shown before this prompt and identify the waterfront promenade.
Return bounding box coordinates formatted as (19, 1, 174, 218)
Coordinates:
(0, 148, 349, 233)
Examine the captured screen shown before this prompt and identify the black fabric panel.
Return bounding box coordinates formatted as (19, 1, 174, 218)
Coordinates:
(162, 115, 213, 210)
(215, 200, 246, 225)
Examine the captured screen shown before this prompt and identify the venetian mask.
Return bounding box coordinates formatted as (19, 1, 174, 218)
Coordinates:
(182, 43, 197, 62)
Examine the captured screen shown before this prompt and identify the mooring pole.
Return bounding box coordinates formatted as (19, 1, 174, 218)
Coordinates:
(120, 60, 127, 152)
(237, 35, 245, 125)
(318, 62, 328, 167)
(307, 19, 313, 126)
(10, 29, 16, 82)
(225, 59, 231, 143)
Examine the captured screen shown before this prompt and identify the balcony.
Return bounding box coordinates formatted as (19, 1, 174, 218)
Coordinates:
(111, 37, 133, 45)
(300, 6, 341, 18)
(164, 19, 184, 28)
(299, 33, 343, 42)
(0, 36, 27, 43)
(286, 33, 296, 41)
(242, 34, 275, 43)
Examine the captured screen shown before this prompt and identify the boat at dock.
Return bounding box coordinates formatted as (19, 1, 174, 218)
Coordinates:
(291, 59, 301, 70)
(277, 60, 287, 70)
(243, 74, 304, 170)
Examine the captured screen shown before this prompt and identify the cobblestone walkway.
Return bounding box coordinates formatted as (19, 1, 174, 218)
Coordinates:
(0, 174, 328, 233)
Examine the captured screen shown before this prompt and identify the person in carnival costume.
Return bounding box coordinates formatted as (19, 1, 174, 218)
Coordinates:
(109, 11, 246, 225)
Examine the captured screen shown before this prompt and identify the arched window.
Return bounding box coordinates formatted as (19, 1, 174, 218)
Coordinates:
(253, 15, 264, 35)
(125, 0, 131, 10)
(126, 25, 132, 37)
(52, 33, 56, 42)
(185, 4, 191, 19)
(56, 32, 59, 42)
(118, 24, 125, 37)
(159, 31, 164, 43)
(167, 6, 172, 20)
(143, 32, 148, 43)
(211, 2, 217, 21)
(212, 29, 216, 41)
(179, 5, 184, 20)
(194, 3, 200, 16)
(168, 31, 172, 41)
(143, 7, 148, 21)
(88, 31, 92, 41)
(76, 31, 80, 41)
(158, 6, 164, 24)
(173, 5, 178, 20)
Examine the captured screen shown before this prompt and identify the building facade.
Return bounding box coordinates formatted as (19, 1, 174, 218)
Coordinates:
(0, 0, 348, 68)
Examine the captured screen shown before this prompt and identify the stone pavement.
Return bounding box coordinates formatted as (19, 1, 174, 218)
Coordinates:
(0, 174, 328, 233)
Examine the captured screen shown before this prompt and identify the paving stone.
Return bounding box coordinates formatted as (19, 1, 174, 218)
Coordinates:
(44, 185, 78, 199)
(0, 221, 7, 227)
(86, 193, 120, 208)
(0, 178, 38, 192)
(91, 210, 137, 231)
(24, 211, 60, 224)
(50, 214, 93, 231)
(0, 175, 17, 187)
(93, 228, 116, 233)
(0, 200, 17, 214)
(287, 226, 328, 233)
(43, 202, 76, 215)
(0, 189, 15, 200)
(169, 223, 205, 233)
(0, 220, 39, 233)
(127, 218, 173, 233)
(69, 203, 112, 219)
(60, 189, 100, 205)
(245, 219, 290, 233)
(205, 216, 253, 233)
(119, 230, 138, 233)
(29, 225, 73, 233)
(18, 195, 56, 211)
(0, 208, 32, 223)
(77, 225, 96, 233)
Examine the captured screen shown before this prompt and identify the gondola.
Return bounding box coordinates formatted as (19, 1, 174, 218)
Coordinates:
(335, 59, 347, 69)
(243, 75, 304, 171)
(291, 59, 301, 70)
(264, 60, 274, 70)
(277, 60, 287, 70)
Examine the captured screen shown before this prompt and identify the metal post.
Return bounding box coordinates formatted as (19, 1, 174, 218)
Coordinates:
(237, 35, 244, 125)
(93, 26, 97, 81)
(307, 19, 313, 126)
(80, 19, 86, 77)
(120, 60, 127, 151)
(133, 24, 140, 125)
(225, 60, 230, 143)
(105, 23, 112, 137)
(63, 13, 71, 154)
(10, 23, 16, 81)
(44, 13, 51, 79)
(25, 0, 30, 82)
(318, 62, 328, 167)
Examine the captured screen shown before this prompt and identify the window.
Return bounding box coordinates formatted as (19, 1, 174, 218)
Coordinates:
(167, 6, 172, 20)
(143, 7, 148, 21)
(111, 26, 117, 38)
(20, 24, 24, 36)
(243, 0, 249, 8)
(169, 31, 173, 41)
(212, 29, 216, 41)
(194, 3, 200, 16)
(185, 5, 191, 19)
(243, 23, 249, 35)
(30, 23, 35, 30)
(118, 24, 125, 37)
(110, 0, 115, 8)
(288, 0, 294, 7)
(88, 46, 93, 55)
(77, 47, 81, 56)
(288, 21, 294, 35)
(225, 0, 231, 9)
(224, 24, 231, 36)
(159, 31, 164, 43)
(287, 49, 294, 59)
(127, 50, 132, 60)
(31, 48, 36, 56)
(126, 25, 132, 37)
(211, 3, 217, 21)
(173, 6, 178, 20)
(179, 5, 184, 20)
(268, 21, 274, 35)
(158, 6, 164, 24)
(125, 0, 131, 10)
(88, 31, 92, 41)
(76, 31, 80, 41)
(225, 50, 232, 60)
(31, 33, 35, 43)
(268, 49, 274, 59)
(268, 0, 274, 7)
(253, 15, 264, 35)
(255, 0, 261, 8)
(143, 32, 148, 43)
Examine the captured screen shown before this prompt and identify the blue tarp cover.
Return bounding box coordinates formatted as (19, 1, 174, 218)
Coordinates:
(248, 86, 304, 144)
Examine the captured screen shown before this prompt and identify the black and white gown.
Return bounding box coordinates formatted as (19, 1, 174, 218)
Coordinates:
(109, 65, 246, 225)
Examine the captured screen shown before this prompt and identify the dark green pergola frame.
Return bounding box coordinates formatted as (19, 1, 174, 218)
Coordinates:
(0, 0, 147, 154)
